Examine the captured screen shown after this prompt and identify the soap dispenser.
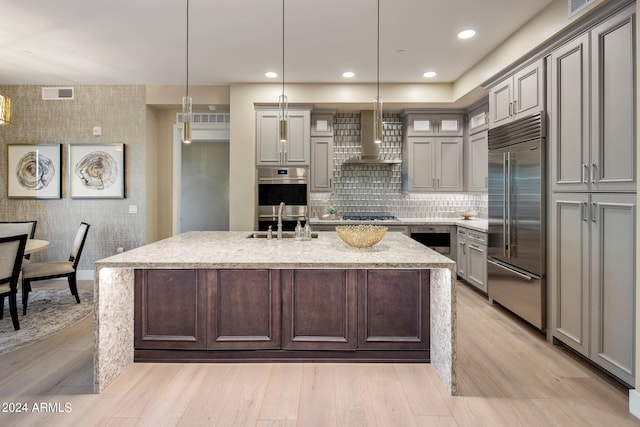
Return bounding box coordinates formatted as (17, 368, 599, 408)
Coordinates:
(294, 220, 302, 240)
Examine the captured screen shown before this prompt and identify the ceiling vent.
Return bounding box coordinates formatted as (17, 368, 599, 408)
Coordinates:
(176, 112, 230, 124)
(42, 87, 74, 100)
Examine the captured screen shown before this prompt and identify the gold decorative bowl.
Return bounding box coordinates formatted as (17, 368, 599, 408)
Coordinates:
(335, 224, 388, 248)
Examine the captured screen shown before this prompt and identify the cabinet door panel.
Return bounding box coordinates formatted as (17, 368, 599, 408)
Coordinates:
(285, 111, 310, 164)
(468, 131, 488, 192)
(590, 194, 635, 385)
(490, 80, 513, 128)
(207, 269, 281, 349)
(407, 137, 436, 191)
(310, 137, 333, 192)
(514, 61, 544, 116)
(467, 243, 487, 292)
(282, 269, 357, 350)
(436, 137, 463, 191)
(550, 33, 590, 191)
(357, 269, 429, 350)
(551, 194, 589, 356)
(256, 111, 280, 164)
(591, 9, 635, 191)
(135, 269, 207, 349)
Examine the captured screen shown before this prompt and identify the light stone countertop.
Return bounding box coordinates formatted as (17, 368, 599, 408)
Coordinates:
(95, 230, 456, 271)
(310, 217, 489, 233)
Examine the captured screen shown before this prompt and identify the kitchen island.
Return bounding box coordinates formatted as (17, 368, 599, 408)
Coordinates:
(93, 231, 457, 394)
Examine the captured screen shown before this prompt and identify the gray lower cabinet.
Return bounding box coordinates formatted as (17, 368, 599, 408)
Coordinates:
(456, 227, 488, 293)
(550, 193, 636, 386)
(549, 5, 635, 192)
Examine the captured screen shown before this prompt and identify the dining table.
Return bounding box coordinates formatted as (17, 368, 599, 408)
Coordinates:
(25, 239, 49, 255)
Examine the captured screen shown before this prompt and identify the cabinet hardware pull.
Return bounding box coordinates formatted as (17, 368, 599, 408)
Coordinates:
(582, 164, 588, 184)
(513, 99, 517, 114)
(432, 178, 435, 188)
(591, 163, 597, 184)
(582, 202, 588, 222)
(591, 202, 596, 223)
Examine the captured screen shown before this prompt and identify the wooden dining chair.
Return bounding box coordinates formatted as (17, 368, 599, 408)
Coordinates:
(0, 234, 28, 330)
(21, 222, 90, 316)
(0, 221, 37, 260)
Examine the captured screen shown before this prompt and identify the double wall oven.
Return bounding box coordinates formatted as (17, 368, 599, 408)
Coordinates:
(256, 167, 309, 231)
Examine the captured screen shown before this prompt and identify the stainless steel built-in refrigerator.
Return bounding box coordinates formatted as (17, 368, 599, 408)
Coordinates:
(487, 112, 546, 330)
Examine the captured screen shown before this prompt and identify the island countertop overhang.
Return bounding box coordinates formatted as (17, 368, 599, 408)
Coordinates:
(95, 230, 456, 272)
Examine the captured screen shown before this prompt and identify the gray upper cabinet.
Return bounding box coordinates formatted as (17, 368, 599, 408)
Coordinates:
(467, 131, 488, 192)
(488, 59, 545, 128)
(310, 136, 333, 192)
(404, 136, 463, 192)
(550, 5, 636, 192)
(404, 112, 463, 137)
(256, 108, 311, 165)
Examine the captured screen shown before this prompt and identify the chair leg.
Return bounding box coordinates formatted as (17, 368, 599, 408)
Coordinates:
(9, 292, 20, 330)
(68, 275, 80, 303)
(22, 279, 30, 316)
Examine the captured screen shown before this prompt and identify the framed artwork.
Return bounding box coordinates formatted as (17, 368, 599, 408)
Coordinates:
(69, 143, 125, 199)
(7, 144, 62, 199)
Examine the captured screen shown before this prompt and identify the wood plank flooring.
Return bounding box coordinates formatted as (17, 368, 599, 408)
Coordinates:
(0, 280, 638, 426)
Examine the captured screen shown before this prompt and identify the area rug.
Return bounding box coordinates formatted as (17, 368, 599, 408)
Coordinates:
(0, 287, 93, 354)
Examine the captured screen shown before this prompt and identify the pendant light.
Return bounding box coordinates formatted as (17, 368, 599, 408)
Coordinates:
(278, 0, 288, 143)
(373, 0, 383, 144)
(182, 0, 192, 144)
(0, 94, 10, 125)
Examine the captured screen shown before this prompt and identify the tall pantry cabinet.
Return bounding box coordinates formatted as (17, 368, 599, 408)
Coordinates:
(548, 4, 636, 386)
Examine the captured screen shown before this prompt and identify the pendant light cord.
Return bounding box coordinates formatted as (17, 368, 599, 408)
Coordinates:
(376, 0, 380, 99)
(282, 0, 285, 98)
(186, 0, 190, 98)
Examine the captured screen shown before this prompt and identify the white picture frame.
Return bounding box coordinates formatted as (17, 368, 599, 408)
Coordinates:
(7, 144, 62, 199)
(69, 143, 125, 199)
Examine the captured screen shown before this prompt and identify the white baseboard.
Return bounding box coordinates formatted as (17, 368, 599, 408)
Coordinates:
(77, 270, 94, 281)
(629, 389, 640, 419)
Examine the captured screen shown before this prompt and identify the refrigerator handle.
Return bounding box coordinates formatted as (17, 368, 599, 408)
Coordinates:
(487, 259, 533, 281)
(505, 153, 511, 258)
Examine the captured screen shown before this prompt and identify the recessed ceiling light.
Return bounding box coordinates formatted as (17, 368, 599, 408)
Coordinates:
(265, 71, 278, 78)
(423, 71, 437, 78)
(457, 29, 476, 39)
(342, 71, 355, 78)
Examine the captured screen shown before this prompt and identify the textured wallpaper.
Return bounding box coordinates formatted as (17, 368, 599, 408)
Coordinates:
(0, 85, 147, 273)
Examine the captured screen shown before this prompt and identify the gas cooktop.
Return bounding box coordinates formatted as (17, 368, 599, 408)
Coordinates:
(341, 213, 398, 221)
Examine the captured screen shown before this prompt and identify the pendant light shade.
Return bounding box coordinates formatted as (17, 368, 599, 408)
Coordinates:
(0, 94, 10, 125)
(182, 0, 192, 144)
(278, 0, 288, 143)
(373, 0, 383, 144)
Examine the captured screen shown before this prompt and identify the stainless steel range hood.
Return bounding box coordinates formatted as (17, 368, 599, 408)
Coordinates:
(344, 110, 401, 164)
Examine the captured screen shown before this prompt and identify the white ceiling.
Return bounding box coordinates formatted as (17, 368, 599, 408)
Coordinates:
(0, 0, 553, 86)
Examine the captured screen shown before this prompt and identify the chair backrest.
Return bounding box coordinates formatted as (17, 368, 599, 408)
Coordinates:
(69, 222, 90, 269)
(0, 221, 36, 239)
(0, 234, 27, 289)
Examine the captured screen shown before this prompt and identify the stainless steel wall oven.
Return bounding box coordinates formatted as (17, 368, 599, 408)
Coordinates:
(256, 167, 309, 231)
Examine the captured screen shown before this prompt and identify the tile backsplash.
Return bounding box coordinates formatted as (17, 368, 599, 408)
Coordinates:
(309, 112, 488, 219)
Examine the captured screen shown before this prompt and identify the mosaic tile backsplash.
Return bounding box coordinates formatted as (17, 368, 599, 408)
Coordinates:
(309, 112, 488, 219)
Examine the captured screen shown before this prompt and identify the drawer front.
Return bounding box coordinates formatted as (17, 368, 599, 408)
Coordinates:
(466, 230, 488, 246)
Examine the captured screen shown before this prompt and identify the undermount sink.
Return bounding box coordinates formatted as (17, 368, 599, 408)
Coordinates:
(248, 231, 318, 239)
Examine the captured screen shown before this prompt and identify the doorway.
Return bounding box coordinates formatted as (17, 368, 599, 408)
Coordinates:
(173, 121, 230, 234)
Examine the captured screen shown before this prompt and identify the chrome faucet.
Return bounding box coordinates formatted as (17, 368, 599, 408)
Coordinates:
(277, 202, 286, 239)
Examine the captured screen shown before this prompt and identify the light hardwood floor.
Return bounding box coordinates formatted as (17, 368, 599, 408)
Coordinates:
(0, 279, 638, 426)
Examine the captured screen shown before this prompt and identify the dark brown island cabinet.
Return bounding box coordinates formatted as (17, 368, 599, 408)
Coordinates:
(134, 268, 430, 362)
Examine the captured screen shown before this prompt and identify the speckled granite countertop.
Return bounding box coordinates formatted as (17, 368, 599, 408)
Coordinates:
(310, 217, 489, 233)
(95, 230, 456, 271)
